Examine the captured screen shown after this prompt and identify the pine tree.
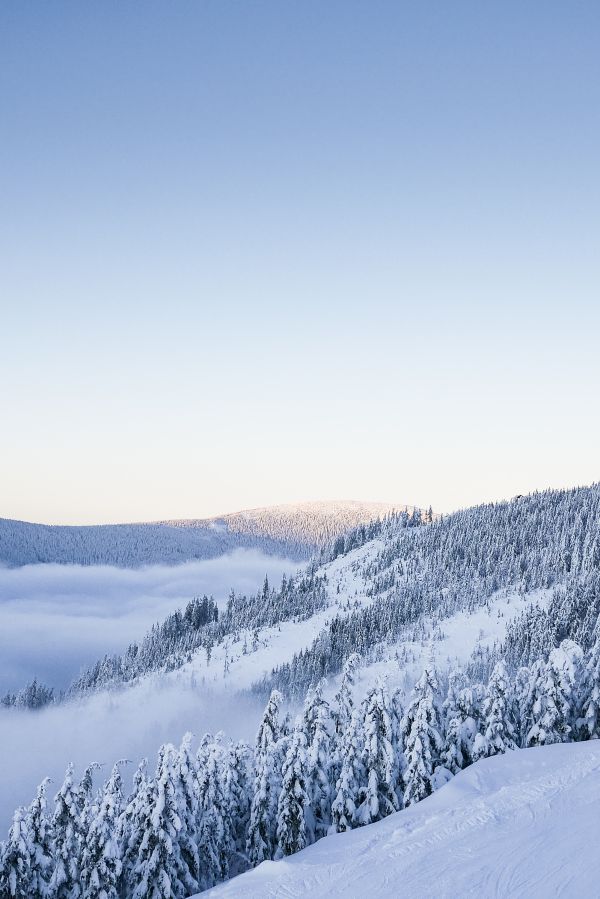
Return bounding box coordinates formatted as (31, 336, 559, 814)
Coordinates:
(130, 745, 187, 899)
(49, 763, 83, 899)
(75, 764, 100, 843)
(25, 779, 53, 899)
(80, 762, 124, 899)
(333, 654, 361, 737)
(302, 682, 333, 841)
(221, 741, 252, 875)
(402, 668, 443, 807)
(196, 736, 230, 891)
(442, 671, 478, 773)
(0, 778, 52, 899)
(357, 678, 400, 825)
(513, 666, 533, 747)
(0, 779, 53, 899)
(171, 733, 200, 894)
(526, 641, 582, 746)
(276, 728, 310, 857)
(0, 806, 32, 899)
(119, 758, 149, 895)
(580, 624, 600, 738)
(247, 690, 283, 866)
(331, 708, 364, 833)
(472, 661, 517, 760)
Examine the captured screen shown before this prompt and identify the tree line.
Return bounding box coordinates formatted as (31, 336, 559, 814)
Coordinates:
(3, 625, 600, 898)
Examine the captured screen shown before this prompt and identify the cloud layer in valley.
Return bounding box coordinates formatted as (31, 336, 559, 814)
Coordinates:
(0, 550, 298, 694)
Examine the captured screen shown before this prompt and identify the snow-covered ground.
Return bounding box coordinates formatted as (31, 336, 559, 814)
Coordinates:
(203, 741, 600, 898)
(0, 529, 551, 833)
(175, 530, 551, 705)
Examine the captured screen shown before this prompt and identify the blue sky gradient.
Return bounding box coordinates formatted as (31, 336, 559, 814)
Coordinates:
(2, 2, 599, 522)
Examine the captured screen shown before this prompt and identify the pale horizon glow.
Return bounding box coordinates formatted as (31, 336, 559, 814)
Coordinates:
(2, 3, 599, 525)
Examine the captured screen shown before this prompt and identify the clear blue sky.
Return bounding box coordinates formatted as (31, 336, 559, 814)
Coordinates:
(1, 2, 599, 523)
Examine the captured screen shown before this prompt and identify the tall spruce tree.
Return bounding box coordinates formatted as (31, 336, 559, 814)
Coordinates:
(357, 678, 400, 825)
(302, 682, 333, 841)
(473, 661, 517, 760)
(49, 763, 83, 899)
(247, 690, 283, 866)
(276, 728, 310, 857)
(402, 668, 443, 807)
(331, 708, 364, 833)
(79, 762, 124, 899)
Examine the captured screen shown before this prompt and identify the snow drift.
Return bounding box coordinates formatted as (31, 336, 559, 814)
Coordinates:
(203, 742, 600, 898)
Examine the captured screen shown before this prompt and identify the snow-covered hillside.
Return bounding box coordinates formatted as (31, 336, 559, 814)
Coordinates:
(0, 500, 406, 568)
(3, 485, 600, 897)
(203, 741, 600, 899)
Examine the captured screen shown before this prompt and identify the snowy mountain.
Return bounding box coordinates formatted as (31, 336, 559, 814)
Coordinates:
(0, 500, 408, 568)
(203, 741, 600, 899)
(2, 484, 600, 897)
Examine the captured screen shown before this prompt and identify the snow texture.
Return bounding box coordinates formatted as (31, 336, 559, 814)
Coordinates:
(202, 741, 600, 898)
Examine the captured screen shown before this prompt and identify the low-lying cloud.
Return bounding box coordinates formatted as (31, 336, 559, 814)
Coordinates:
(0, 676, 266, 835)
(0, 550, 298, 694)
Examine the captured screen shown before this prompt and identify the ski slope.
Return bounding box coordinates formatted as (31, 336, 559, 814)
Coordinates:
(203, 741, 600, 898)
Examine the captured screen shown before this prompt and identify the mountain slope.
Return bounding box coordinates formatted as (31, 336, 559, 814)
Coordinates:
(203, 742, 600, 899)
(0, 500, 407, 568)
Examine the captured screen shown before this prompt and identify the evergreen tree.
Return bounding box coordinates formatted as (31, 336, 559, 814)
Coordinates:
(171, 733, 200, 894)
(0, 779, 52, 899)
(403, 668, 443, 807)
(130, 745, 187, 899)
(276, 728, 310, 857)
(357, 679, 400, 825)
(331, 708, 364, 833)
(0, 807, 32, 899)
(581, 622, 600, 739)
(25, 779, 53, 899)
(80, 762, 124, 899)
(247, 690, 283, 866)
(196, 736, 230, 891)
(526, 641, 582, 746)
(49, 763, 83, 899)
(221, 740, 252, 875)
(442, 672, 482, 773)
(333, 654, 361, 737)
(119, 758, 149, 893)
(473, 661, 517, 760)
(302, 682, 333, 841)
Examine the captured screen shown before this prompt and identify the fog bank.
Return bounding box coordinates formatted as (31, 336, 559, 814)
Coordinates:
(0, 551, 298, 693)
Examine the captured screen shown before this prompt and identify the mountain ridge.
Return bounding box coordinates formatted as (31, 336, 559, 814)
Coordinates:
(0, 500, 417, 568)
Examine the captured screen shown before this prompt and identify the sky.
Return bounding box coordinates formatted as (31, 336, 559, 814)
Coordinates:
(1, 1, 599, 524)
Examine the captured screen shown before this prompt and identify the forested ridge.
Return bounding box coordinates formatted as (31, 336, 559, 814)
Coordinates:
(3, 485, 600, 896)
(3, 632, 600, 898)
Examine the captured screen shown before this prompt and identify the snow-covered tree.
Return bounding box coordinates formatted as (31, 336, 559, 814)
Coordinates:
(442, 672, 482, 772)
(333, 654, 361, 737)
(80, 762, 124, 899)
(0, 807, 33, 899)
(130, 744, 188, 899)
(302, 682, 333, 841)
(247, 690, 283, 866)
(402, 668, 443, 807)
(276, 728, 310, 857)
(473, 661, 517, 760)
(119, 758, 149, 894)
(49, 763, 83, 899)
(196, 735, 232, 890)
(526, 641, 583, 746)
(357, 678, 400, 824)
(331, 708, 364, 833)
(171, 733, 200, 893)
(0, 779, 52, 899)
(579, 623, 600, 739)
